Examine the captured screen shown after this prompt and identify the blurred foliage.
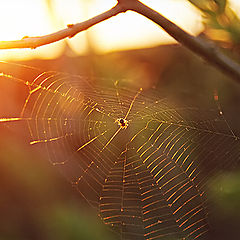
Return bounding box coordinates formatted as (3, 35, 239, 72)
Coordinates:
(208, 171, 240, 238)
(0, 130, 116, 240)
(188, 0, 240, 50)
(210, 172, 240, 214)
(1, 43, 240, 239)
(1, 1, 240, 237)
(41, 205, 115, 240)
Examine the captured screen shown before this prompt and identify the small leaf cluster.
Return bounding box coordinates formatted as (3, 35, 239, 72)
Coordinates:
(188, 0, 240, 49)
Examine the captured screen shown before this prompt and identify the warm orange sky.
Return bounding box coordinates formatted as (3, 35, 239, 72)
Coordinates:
(0, 0, 238, 60)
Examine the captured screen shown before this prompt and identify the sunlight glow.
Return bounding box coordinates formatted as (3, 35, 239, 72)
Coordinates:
(88, 0, 203, 53)
(230, 0, 240, 14)
(0, 0, 239, 60)
(0, 0, 63, 60)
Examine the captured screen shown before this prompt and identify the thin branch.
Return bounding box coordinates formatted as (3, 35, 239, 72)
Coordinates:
(126, 0, 240, 83)
(1, 0, 240, 84)
(0, 3, 126, 49)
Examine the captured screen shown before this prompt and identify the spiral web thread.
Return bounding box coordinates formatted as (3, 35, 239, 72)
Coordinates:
(0, 63, 239, 240)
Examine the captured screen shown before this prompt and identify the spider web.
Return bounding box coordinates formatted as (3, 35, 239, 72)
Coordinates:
(0, 62, 239, 240)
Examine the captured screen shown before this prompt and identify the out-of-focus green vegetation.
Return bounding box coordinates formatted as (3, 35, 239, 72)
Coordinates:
(1, 43, 240, 239)
(209, 172, 240, 239)
(210, 172, 240, 215)
(1, 1, 240, 238)
(188, 0, 240, 50)
(0, 130, 116, 240)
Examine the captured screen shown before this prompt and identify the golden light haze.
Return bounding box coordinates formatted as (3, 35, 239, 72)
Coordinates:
(0, 0, 237, 60)
(0, 0, 62, 60)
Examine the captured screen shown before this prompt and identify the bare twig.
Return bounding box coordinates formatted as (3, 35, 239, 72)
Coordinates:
(124, 0, 240, 83)
(1, 0, 240, 83)
(0, 3, 126, 49)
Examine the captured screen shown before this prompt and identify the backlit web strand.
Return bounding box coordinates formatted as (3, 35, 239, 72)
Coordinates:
(0, 63, 239, 240)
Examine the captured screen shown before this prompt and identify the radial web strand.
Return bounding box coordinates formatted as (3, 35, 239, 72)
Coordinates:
(0, 62, 239, 240)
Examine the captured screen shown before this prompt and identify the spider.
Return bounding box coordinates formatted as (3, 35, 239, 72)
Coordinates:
(77, 88, 142, 152)
(115, 118, 128, 129)
(101, 88, 142, 150)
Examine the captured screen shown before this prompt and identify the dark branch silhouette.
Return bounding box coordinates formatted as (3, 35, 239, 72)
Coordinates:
(1, 0, 240, 83)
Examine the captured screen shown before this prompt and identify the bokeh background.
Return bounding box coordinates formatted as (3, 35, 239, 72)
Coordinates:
(0, 0, 240, 239)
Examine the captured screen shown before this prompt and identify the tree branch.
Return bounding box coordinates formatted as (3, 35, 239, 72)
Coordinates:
(1, 0, 240, 83)
(0, 3, 126, 49)
(126, 0, 240, 83)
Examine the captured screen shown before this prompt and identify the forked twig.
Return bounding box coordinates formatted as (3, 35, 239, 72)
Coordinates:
(0, 3, 127, 49)
(1, 0, 240, 83)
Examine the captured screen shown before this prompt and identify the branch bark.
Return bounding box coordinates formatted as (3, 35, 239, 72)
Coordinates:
(0, 3, 126, 49)
(1, 0, 240, 83)
(127, 0, 240, 84)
